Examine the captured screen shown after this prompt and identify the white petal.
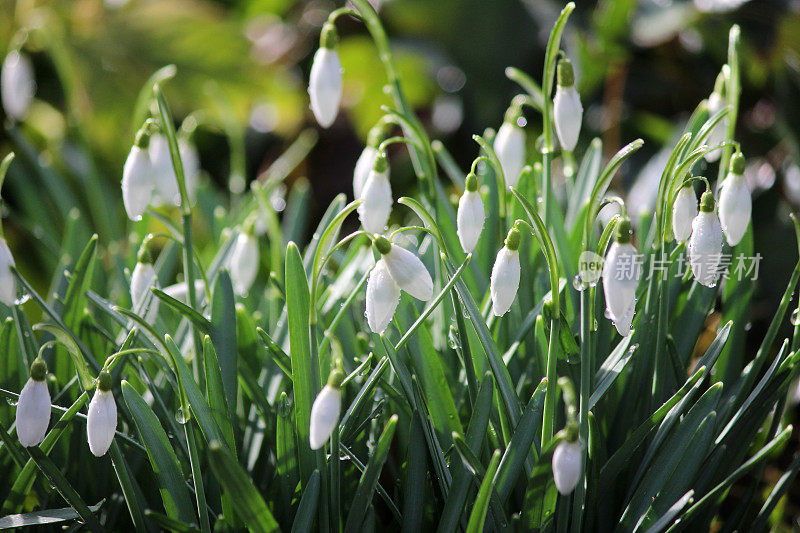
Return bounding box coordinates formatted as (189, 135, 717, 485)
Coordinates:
(613, 298, 636, 337)
(457, 190, 485, 253)
(308, 48, 343, 129)
(179, 140, 201, 204)
(357, 169, 392, 234)
(688, 210, 724, 288)
(0, 238, 16, 306)
(131, 262, 159, 321)
(149, 134, 181, 206)
(383, 244, 433, 301)
(122, 146, 154, 221)
(704, 93, 727, 163)
(718, 173, 751, 246)
(494, 122, 525, 188)
(552, 440, 582, 495)
(602, 242, 641, 323)
(672, 187, 698, 243)
(230, 233, 259, 296)
(490, 247, 520, 316)
(87, 389, 117, 457)
(1, 51, 35, 121)
(366, 259, 401, 334)
(309, 385, 341, 450)
(354, 146, 378, 200)
(16, 378, 50, 447)
(553, 86, 583, 151)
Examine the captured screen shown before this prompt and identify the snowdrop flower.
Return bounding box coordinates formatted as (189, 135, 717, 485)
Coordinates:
(309, 369, 343, 450)
(688, 190, 724, 287)
(149, 134, 199, 207)
(0, 237, 16, 306)
(494, 105, 526, 188)
(16, 359, 50, 447)
(365, 259, 400, 334)
(87, 371, 117, 457)
(358, 153, 392, 234)
(131, 237, 159, 321)
(602, 219, 641, 336)
(354, 145, 378, 200)
(704, 91, 727, 163)
(1, 50, 35, 121)
(230, 222, 259, 296)
(552, 438, 582, 495)
(308, 23, 343, 129)
(373, 236, 433, 301)
(490, 227, 521, 316)
(672, 184, 698, 243)
(122, 129, 155, 221)
(457, 173, 485, 253)
(718, 152, 751, 246)
(553, 58, 583, 152)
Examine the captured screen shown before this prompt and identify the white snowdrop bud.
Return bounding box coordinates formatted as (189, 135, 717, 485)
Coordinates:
(494, 106, 526, 188)
(552, 439, 582, 495)
(149, 133, 180, 207)
(490, 227, 521, 316)
(0, 237, 16, 306)
(1, 50, 35, 121)
(553, 58, 583, 152)
(230, 224, 259, 296)
(131, 238, 159, 321)
(374, 236, 433, 301)
(87, 371, 117, 457)
(353, 145, 378, 200)
(718, 153, 750, 246)
(358, 154, 392, 234)
(688, 190, 724, 288)
(309, 369, 343, 450)
(457, 173, 485, 253)
(602, 219, 641, 334)
(308, 24, 343, 129)
(672, 185, 698, 243)
(16, 359, 50, 447)
(366, 258, 401, 334)
(704, 91, 727, 163)
(122, 130, 155, 221)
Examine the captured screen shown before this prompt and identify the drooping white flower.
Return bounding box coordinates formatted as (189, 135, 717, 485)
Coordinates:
(704, 91, 727, 163)
(149, 134, 199, 207)
(688, 190, 724, 288)
(552, 439, 582, 495)
(354, 145, 378, 200)
(16, 359, 50, 448)
(230, 229, 259, 296)
(131, 244, 159, 322)
(374, 236, 433, 301)
(602, 219, 641, 332)
(614, 299, 636, 337)
(1, 50, 35, 121)
(494, 106, 526, 188)
(309, 370, 343, 450)
(553, 58, 583, 152)
(365, 259, 400, 334)
(122, 131, 155, 221)
(87, 371, 117, 457)
(0, 237, 16, 306)
(308, 24, 342, 129)
(718, 152, 751, 246)
(456, 173, 485, 253)
(490, 228, 521, 316)
(672, 185, 698, 243)
(358, 154, 392, 234)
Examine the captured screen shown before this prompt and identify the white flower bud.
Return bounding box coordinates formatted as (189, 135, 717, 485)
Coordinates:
(553, 59, 582, 152)
(308, 27, 342, 129)
(704, 92, 727, 163)
(494, 110, 526, 188)
(353, 145, 378, 200)
(87, 373, 116, 457)
(602, 220, 641, 333)
(0, 237, 16, 306)
(309, 371, 343, 450)
(1, 51, 35, 121)
(672, 185, 698, 243)
(149, 134, 198, 207)
(688, 192, 724, 288)
(718, 153, 750, 246)
(366, 259, 400, 334)
(122, 142, 154, 221)
(131, 261, 159, 321)
(490, 228, 521, 317)
(374, 237, 433, 301)
(456, 174, 485, 253)
(16, 360, 50, 448)
(230, 231, 259, 296)
(358, 154, 392, 234)
(552, 439, 582, 495)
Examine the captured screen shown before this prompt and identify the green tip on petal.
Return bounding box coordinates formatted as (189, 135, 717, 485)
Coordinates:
(30, 358, 47, 382)
(700, 190, 715, 212)
(465, 173, 478, 192)
(505, 227, 521, 251)
(373, 153, 389, 173)
(730, 152, 745, 175)
(133, 127, 151, 149)
(557, 58, 575, 88)
(97, 371, 113, 392)
(614, 218, 632, 244)
(373, 236, 391, 255)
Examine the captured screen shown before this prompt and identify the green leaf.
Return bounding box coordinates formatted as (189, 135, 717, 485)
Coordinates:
(466, 449, 501, 533)
(152, 288, 212, 333)
(521, 440, 559, 530)
(33, 324, 93, 390)
(291, 470, 320, 533)
(210, 270, 238, 422)
(0, 501, 104, 530)
(202, 336, 235, 451)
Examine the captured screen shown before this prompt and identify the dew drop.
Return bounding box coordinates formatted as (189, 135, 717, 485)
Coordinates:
(6, 397, 18, 407)
(175, 408, 187, 424)
(572, 275, 587, 291)
(791, 309, 800, 326)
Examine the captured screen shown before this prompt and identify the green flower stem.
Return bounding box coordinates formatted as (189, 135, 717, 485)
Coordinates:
(571, 282, 592, 527)
(718, 26, 740, 183)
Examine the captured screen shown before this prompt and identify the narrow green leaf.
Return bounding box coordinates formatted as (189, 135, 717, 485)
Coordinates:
(466, 449, 501, 533)
(210, 270, 238, 422)
(291, 470, 321, 533)
(0, 501, 104, 530)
